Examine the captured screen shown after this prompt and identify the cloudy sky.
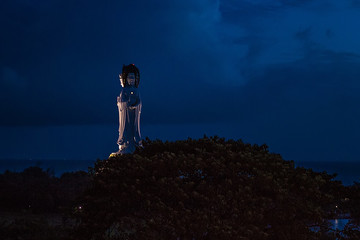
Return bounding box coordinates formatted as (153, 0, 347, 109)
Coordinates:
(1, 0, 360, 162)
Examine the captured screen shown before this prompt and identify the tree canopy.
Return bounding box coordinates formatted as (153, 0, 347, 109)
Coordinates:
(73, 136, 348, 240)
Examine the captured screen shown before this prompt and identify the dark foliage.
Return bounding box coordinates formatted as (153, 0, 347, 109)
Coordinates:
(0, 167, 91, 239)
(0, 167, 91, 213)
(72, 136, 346, 240)
(336, 182, 360, 239)
(0, 216, 71, 240)
(1, 137, 359, 239)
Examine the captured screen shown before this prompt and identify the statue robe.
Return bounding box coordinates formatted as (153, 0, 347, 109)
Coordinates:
(117, 86, 142, 154)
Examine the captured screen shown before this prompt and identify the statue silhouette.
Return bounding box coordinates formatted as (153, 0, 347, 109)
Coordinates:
(110, 64, 142, 156)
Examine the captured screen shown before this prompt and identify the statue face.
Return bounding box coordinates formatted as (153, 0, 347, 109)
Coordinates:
(127, 73, 136, 86)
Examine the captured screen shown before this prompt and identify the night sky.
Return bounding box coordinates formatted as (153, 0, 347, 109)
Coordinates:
(1, 0, 360, 162)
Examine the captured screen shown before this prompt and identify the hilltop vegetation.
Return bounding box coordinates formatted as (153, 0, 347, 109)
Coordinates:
(0, 167, 90, 240)
(72, 136, 359, 240)
(1, 136, 360, 239)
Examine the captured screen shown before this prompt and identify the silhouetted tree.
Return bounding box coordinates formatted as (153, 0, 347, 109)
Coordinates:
(72, 137, 344, 240)
(0, 167, 90, 213)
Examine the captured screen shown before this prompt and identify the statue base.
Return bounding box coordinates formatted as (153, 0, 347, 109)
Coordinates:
(109, 152, 120, 158)
(109, 142, 143, 157)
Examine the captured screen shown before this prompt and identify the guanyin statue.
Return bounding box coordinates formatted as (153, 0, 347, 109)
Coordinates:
(110, 64, 142, 156)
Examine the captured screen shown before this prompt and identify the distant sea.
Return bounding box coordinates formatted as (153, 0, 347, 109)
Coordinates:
(0, 159, 359, 185)
(0, 159, 96, 177)
(296, 161, 360, 186)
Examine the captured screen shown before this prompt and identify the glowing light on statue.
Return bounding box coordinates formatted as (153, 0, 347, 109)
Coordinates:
(110, 64, 142, 156)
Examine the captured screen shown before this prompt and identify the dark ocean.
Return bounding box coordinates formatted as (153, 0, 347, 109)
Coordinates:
(0, 159, 96, 177)
(296, 161, 360, 186)
(0, 159, 359, 186)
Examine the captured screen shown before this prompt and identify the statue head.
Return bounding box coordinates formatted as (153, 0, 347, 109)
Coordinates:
(120, 64, 140, 88)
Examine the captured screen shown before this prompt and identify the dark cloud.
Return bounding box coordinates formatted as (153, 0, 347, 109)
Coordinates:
(351, 0, 360, 7)
(294, 27, 312, 41)
(219, 0, 316, 24)
(1, 0, 360, 129)
(2, 0, 360, 162)
(325, 29, 334, 38)
(279, 0, 315, 7)
(0, 0, 250, 126)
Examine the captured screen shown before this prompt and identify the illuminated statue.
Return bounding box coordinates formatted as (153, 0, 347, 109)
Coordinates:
(110, 64, 142, 156)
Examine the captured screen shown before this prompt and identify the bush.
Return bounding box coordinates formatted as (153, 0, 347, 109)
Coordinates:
(0, 167, 91, 213)
(73, 136, 344, 240)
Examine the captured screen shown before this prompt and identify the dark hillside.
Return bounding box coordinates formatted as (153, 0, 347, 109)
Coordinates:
(73, 136, 350, 240)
